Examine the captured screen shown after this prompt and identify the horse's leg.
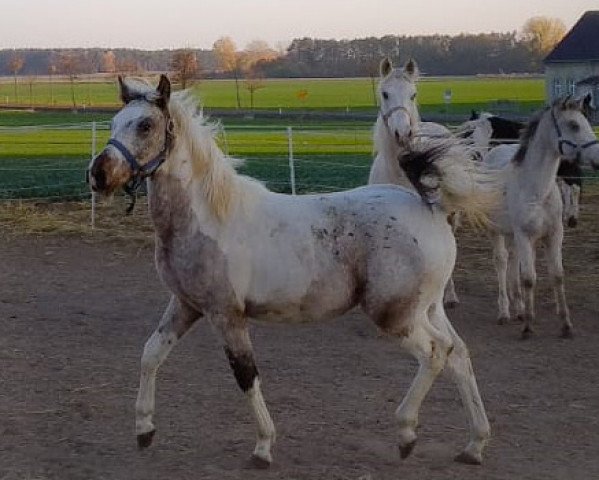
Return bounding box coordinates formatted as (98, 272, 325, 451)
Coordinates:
(544, 228, 573, 338)
(507, 242, 524, 322)
(136, 295, 200, 448)
(428, 302, 490, 464)
(443, 277, 459, 309)
(219, 320, 275, 467)
(394, 314, 452, 458)
(443, 212, 460, 308)
(493, 235, 510, 324)
(514, 233, 537, 339)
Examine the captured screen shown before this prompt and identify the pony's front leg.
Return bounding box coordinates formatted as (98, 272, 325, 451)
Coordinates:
(514, 233, 536, 339)
(544, 229, 573, 338)
(219, 319, 275, 468)
(136, 296, 200, 448)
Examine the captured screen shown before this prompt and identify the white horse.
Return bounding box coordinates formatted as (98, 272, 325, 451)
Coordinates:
(368, 57, 461, 307)
(88, 76, 496, 466)
(471, 112, 585, 228)
(482, 96, 599, 338)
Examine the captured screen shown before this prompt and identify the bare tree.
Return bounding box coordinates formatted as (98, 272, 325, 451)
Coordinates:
(26, 76, 36, 107)
(522, 16, 567, 56)
(244, 72, 266, 109)
(8, 53, 24, 103)
(171, 49, 199, 89)
(58, 52, 82, 108)
(48, 64, 57, 105)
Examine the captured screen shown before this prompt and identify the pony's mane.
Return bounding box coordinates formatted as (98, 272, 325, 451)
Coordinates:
(512, 109, 544, 164)
(513, 95, 584, 165)
(165, 90, 265, 220)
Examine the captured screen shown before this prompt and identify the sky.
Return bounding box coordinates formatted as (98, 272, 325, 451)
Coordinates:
(0, 0, 597, 50)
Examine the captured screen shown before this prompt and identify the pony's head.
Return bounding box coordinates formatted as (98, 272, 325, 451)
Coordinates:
(88, 75, 173, 194)
(378, 57, 420, 146)
(548, 94, 599, 169)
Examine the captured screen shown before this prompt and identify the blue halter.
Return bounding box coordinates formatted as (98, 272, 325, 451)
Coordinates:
(106, 112, 174, 213)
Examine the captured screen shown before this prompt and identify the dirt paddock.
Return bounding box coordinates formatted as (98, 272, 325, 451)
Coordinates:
(0, 200, 598, 480)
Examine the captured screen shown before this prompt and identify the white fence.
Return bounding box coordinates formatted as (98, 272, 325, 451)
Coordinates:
(0, 120, 597, 229)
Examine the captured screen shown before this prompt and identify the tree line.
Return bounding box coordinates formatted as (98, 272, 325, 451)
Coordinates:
(0, 17, 565, 83)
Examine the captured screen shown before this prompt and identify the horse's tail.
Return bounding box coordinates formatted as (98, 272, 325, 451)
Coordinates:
(399, 140, 502, 228)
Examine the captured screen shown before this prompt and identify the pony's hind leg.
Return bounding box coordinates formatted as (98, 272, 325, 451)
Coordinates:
(218, 319, 275, 468)
(136, 296, 200, 448)
(507, 245, 524, 322)
(443, 277, 459, 309)
(544, 230, 573, 338)
(429, 302, 490, 464)
(392, 314, 452, 459)
(493, 235, 510, 324)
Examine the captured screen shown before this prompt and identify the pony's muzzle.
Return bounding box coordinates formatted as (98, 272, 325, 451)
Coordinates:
(88, 150, 130, 194)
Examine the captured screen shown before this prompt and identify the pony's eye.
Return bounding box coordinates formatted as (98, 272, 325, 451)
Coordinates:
(567, 120, 580, 132)
(382, 91, 389, 100)
(411, 93, 417, 101)
(138, 118, 153, 134)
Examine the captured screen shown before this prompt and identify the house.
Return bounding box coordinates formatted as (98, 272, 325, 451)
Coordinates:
(544, 11, 599, 120)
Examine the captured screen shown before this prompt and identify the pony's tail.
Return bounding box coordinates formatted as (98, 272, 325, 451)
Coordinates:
(399, 140, 502, 228)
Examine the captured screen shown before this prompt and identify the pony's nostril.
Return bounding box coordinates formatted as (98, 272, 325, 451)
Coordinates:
(407, 129, 413, 138)
(394, 131, 401, 142)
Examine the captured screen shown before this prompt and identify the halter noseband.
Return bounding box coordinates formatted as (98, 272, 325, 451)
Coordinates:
(550, 107, 599, 160)
(107, 107, 174, 213)
(380, 105, 415, 130)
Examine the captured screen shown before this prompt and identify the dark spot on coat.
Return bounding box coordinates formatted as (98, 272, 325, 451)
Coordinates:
(224, 346, 258, 392)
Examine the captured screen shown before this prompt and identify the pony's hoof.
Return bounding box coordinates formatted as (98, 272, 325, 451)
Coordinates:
(137, 430, 156, 449)
(250, 453, 272, 469)
(497, 316, 509, 325)
(444, 300, 459, 310)
(399, 440, 417, 459)
(560, 325, 574, 339)
(454, 451, 482, 465)
(521, 327, 534, 340)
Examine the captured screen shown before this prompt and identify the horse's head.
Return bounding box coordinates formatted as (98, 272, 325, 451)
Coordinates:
(88, 75, 173, 194)
(549, 94, 599, 169)
(378, 57, 419, 146)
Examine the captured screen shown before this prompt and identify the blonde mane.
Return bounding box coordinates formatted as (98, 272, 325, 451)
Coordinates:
(166, 91, 265, 220)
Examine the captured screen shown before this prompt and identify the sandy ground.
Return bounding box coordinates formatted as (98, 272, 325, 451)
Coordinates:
(0, 211, 598, 479)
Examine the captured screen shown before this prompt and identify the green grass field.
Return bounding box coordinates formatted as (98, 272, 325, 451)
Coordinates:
(1, 75, 596, 201)
(0, 76, 545, 114)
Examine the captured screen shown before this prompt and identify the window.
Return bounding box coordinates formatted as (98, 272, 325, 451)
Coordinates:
(566, 78, 576, 95)
(553, 77, 562, 98)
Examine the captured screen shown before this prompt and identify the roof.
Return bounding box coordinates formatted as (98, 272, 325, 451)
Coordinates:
(544, 11, 599, 63)
(577, 75, 599, 86)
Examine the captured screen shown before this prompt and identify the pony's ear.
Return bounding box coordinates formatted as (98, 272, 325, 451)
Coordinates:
(156, 74, 171, 109)
(118, 76, 134, 104)
(405, 58, 419, 79)
(380, 57, 392, 77)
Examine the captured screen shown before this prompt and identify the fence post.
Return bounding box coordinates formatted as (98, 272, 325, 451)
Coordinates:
(287, 126, 296, 195)
(90, 121, 97, 230)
